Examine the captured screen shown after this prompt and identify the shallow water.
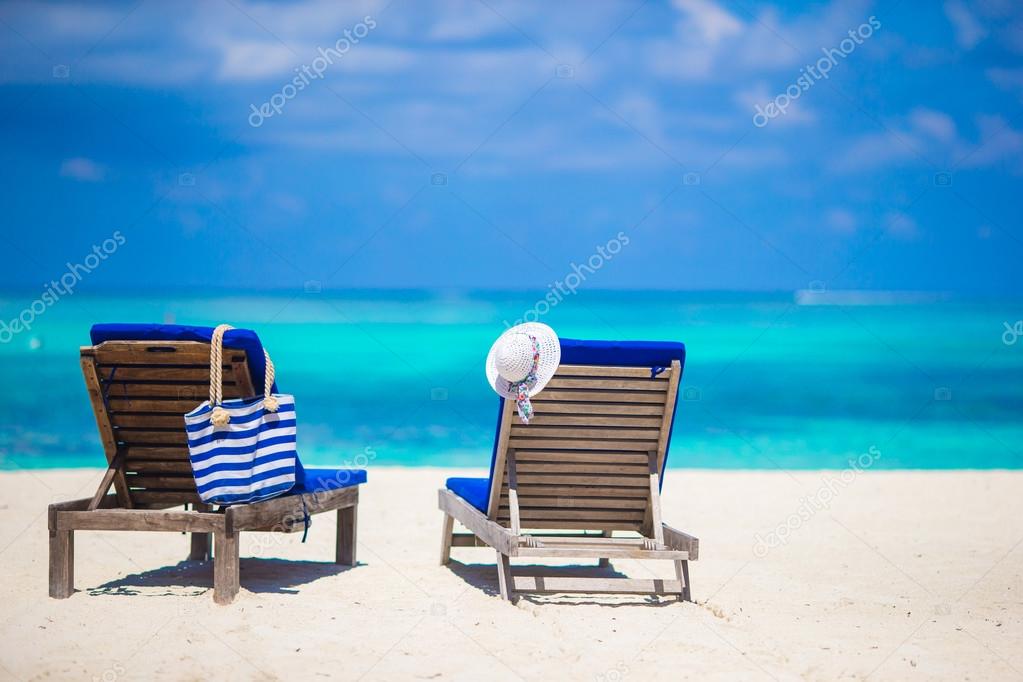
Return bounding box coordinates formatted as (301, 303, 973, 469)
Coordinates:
(1, 290, 1020, 470)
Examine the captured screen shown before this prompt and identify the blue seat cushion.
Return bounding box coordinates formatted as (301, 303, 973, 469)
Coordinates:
(293, 467, 366, 493)
(90, 323, 277, 394)
(445, 477, 489, 513)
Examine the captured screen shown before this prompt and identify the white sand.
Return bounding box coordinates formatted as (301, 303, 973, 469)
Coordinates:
(0, 467, 1021, 681)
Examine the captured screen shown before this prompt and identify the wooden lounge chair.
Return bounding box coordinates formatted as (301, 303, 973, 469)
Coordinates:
(49, 324, 365, 604)
(439, 339, 699, 602)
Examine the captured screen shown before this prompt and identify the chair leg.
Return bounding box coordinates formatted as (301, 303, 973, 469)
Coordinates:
(189, 532, 211, 561)
(213, 530, 240, 605)
(676, 559, 692, 602)
(336, 505, 357, 566)
(48, 528, 74, 599)
(599, 530, 612, 568)
(439, 513, 454, 565)
(189, 503, 211, 561)
(496, 551, 514, 601)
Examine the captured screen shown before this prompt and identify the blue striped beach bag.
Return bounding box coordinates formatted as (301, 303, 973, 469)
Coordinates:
(183, 324, 298, 505)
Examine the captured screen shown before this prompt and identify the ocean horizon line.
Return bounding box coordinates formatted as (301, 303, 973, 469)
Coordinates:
(1, 286, 1019, 303)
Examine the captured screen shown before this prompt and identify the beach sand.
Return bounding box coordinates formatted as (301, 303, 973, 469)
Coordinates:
(0, 467, 1020, 681)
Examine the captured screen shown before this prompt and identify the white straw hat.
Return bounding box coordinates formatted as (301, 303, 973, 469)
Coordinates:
(486, 322, 561, 401)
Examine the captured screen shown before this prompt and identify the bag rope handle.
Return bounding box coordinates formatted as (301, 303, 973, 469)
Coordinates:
(209, 324, 279, 426)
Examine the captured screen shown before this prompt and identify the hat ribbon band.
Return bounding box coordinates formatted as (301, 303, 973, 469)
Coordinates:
(512, 335, 541, 424)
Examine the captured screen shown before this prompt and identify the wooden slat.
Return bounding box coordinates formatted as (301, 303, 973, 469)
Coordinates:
(93, 341, 246, 366)
(486, 399, 515, 519)
(500, 485, 648, 498)
(644, 358, 682, 536)
(499, 509, 646, 522)
(98, 366, 230, 381)
(501, 496, 648, 509)
(508, 438, 656, 451)
(663, 523, 700, 560)
(108, 399, 201, 413)
(227, 486, 358, 532)
(512, 576, 683, 594)
(111, 414, 186, 429)
(515, 547, 687, 559)
(514, 473, 650, 487)
(532, 401, 664, 416)
(532, 390, 665, 404)
(56, 509, 223, 533)
(504, 520, 641, 531)
(88, 452, 125, 511)
(544, 377, 667, 392)
(514, 462, 648, 475)
(131, 490, 201, 504)
(102, 383, 232, 399)
(554, 365, 671, 379)
(526, 414, 663, 428)
(114, 429, 188, 446)
(125, 475, 196, 490)
(123, 446, 189, 460)
(125, 459, 192, 474)
(514, 450, 650, 465)
(509, 426, 661, 441)
(79, 353, 132, 507)
(440, 489, 518, 555)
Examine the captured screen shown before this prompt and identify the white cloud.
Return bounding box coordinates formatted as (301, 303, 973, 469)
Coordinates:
(960, 114, 1023, 169)
(833, 108, 1023, 174)
(884, 211, 919, 240)
(59, 157, 105, 182)
(426, 0, 513, 41)
(986, 67, 1023, 96)
(216, 40, 297, 81)
(734, 82, 816, 127)
(826, 208, 857, 234)
(944, 0, 987, 49)
(672, 0, 742, 44)
(832, 108, 960, 172)
(908, 108, 957, 142)
(648, 0, 875, 81)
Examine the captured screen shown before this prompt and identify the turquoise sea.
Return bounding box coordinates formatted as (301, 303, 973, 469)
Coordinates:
(1, 290, 1020, 470)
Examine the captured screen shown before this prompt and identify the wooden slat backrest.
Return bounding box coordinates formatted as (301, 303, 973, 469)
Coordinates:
(486, 360, 681, 532)
(80, 340, 256, 508)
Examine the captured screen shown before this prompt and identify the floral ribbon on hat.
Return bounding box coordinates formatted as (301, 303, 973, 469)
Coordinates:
(512, 335, 541, 424)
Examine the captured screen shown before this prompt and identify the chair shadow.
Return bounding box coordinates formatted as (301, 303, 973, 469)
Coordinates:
(444, 559, 681, 607)
(87, 557, 358, 598)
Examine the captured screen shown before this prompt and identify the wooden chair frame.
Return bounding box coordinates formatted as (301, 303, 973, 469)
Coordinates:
(439, 359, 699, 601)
(48, 340, 361, 604)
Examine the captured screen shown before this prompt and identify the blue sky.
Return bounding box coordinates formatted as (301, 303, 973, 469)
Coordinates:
(1, 0, 1021, 293)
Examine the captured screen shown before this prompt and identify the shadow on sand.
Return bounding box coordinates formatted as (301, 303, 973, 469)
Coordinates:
(87, 557, 358, 598)
(444, 559, 681, 607)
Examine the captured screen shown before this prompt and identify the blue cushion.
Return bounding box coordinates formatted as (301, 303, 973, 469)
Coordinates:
(448, 338, 686, 514)
(294, 467, 367, 492)
(90, 323, 277, 394)
(445, 477, 489, 512)
(559, 338, 686, 369)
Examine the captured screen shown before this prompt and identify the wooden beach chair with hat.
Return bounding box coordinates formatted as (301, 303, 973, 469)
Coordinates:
(439, 328, 699, 602)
